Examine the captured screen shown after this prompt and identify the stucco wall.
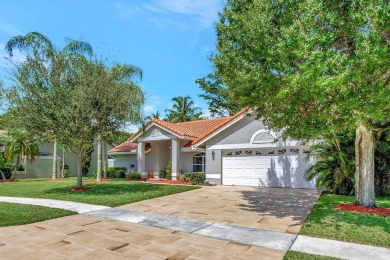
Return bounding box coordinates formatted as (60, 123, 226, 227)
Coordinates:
(207, 117, 267, 146)
(113, 154, 138, 172)
(205, 149, 222, 185)
(15, 142, 112, 179)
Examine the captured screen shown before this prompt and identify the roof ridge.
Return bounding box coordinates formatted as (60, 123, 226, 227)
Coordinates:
(191, 108, 248, 146)
(173, 116, 231, 124)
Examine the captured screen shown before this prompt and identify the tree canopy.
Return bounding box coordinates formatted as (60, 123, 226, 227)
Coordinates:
(164, 96, 203, 122)
(5, 32, 145, 187)
(213, 0, 389, 207)
(196, 73, 242, 117)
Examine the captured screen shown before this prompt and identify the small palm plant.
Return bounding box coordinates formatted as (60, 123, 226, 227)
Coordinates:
(3, 130, 40, 179)
(305, 133, 355, 195)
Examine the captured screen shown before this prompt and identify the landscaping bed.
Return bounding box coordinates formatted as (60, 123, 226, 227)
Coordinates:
(335, 203, 390, 216)
(300, 194, 390, 247)
(0, 177, 199, 207)
(143, 178, 192, 185)
(0, 202, 75, 227)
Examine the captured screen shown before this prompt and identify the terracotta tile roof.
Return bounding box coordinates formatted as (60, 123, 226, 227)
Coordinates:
(191, 108, 248, 146)
(108, 142, 151, 153)
(127, 108, 249, 147)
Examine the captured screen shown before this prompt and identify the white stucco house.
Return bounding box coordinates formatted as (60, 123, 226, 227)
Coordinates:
(108, 109, 316, 189)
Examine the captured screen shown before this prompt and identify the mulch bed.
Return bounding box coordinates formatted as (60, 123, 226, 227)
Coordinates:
(146, 179, 192, 185)
(89, 180, 108, 184)
(0, 179, 17, 183)
(70, 187, 91, 192)
(335, 203, 390, 216)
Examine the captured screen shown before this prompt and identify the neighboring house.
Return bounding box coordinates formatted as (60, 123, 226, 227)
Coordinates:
(109, 109, 316, 189)
(0, 137, 111, 178)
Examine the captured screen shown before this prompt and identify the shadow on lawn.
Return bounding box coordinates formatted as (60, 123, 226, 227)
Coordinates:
(238, 187, 320, 221)
(43, 183, 168, 196)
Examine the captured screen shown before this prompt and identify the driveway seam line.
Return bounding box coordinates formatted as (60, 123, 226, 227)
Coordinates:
(188, 221, 216, 234)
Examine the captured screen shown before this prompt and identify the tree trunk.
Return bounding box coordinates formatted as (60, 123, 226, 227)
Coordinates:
(97, 135, 102, 181)
(52, 139, 58, 180)
(102, 143, 107, 179)
(61, 149, 65, 177)
(77, 143, 83, 188)
(355, 124, 377, 208)
(0, 170, 5, 180)
(10, 156, 20, 180)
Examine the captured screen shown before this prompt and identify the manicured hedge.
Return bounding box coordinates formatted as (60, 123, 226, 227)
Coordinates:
(179, 172, 206, 185)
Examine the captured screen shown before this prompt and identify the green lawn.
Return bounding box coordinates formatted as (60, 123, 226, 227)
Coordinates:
(300, 194, 390, 247)
(0, 178, 199, 207)
(284, 251, 341, 260)
(0, 202, 75, 227)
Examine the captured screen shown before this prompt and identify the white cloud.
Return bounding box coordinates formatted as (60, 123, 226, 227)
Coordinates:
(113, 2, 144, 19)
(0, 42, 25, 69)
(144, 104, 156, 113)
(0, 19, 22, 36)
(143, 94, 164, 115)
(113, 0, 222, 30)
(156, 0, 221, 28)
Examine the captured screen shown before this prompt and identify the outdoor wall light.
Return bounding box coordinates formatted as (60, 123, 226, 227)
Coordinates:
(212, 150, 215, 160)
(130, 164, 135, 168)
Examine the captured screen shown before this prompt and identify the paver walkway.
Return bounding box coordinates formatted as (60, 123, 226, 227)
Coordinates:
(0, 196, 109, 214)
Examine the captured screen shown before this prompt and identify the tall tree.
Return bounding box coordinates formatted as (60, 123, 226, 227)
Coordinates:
(86, 61, 144, 181)
(196, 73, 242, 117)
(164, 96, 203, 122)
(213, 0, 389, 207)
(5, 31, 93, 181)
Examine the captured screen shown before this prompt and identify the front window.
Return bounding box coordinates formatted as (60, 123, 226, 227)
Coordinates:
(193, 152, 206, 172)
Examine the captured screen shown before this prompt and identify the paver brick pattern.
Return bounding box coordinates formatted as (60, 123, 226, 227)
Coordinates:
(120, 186, 319, 234)
(0, 214, 284, 259)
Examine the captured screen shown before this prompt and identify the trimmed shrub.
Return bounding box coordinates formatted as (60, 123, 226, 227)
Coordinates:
(106, 167, 126, 178)
(130, 171, 141, 180)
(182, 172, 206, 185)
(159, 170, 167, 179)
(190, 172, 206, 185)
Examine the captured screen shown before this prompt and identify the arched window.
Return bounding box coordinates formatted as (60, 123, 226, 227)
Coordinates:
(193, 152, 206, 172)
(250, 130, 277, 144)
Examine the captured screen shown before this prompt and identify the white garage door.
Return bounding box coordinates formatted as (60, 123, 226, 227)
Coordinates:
(222, 148, 315, 188)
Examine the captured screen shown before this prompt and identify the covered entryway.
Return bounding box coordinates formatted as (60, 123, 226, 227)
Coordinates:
(222, 147, 315, 188)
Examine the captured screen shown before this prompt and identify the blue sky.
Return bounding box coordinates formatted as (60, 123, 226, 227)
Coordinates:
(0, 0, 224, 123)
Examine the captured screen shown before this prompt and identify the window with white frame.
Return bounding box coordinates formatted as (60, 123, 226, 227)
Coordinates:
(193, 152, 206, 172)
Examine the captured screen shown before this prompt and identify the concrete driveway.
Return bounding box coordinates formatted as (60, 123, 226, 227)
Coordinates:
(120, 186, 319, 234)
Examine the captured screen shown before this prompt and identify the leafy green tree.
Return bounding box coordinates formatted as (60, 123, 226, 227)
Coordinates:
(3, 129, 40, 179)
(213, 0, 389, 207)
(164, 96, 203, 122)
(80, 60, 144, 181)
(196, 73, 242, 117)
(5, 31, 93, 181)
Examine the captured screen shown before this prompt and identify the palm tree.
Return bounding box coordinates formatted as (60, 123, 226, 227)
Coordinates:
(3, 130, 40, 179)
(305, 133, 355, 195)
(164, 96, 203, 123)
(6, 31, 93, 181)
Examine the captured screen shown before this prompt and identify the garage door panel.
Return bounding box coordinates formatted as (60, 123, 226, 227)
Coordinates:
(222, 149, 315, 189)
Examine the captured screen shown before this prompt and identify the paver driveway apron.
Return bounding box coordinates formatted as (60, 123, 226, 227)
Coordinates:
(119, 185, 320, 234)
